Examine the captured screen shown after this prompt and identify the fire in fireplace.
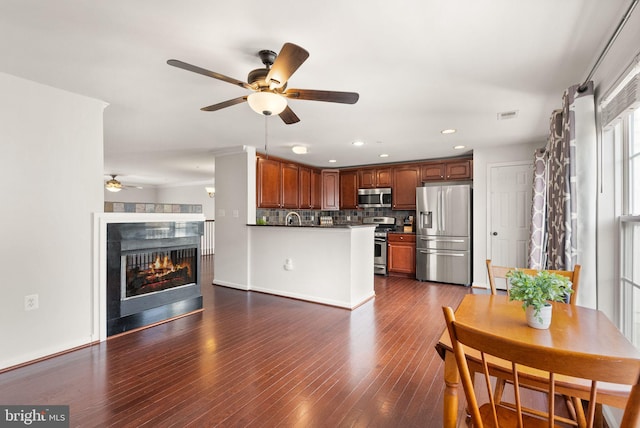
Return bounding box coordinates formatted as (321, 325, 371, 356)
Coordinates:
(125, 248, 196, 298)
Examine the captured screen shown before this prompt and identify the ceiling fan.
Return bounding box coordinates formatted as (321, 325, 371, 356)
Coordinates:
(104, 175, 142, 192)
(167, 42, 359, 124)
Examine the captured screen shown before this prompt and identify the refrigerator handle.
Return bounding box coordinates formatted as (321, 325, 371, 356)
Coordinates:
(437, 189, 442, 232)
(440, 189, 445, 232)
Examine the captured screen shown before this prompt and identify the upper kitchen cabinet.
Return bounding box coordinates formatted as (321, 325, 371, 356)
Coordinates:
(445, 159, 473, 180)
(358, 167, 392, 189)
(256, 156, 282, 208)
(340, 169, 359, 209)
(421, 158, 473, 182)
(392, 165, 421, 210)
(281, 162, 300, 209)
(299, 166, 311, 209)
(322, 170, 340, 211)
(300, 167, 322, 209)
(311, 168, 322, 209)
(420, 163, 445, 181)
(256, 155, 301, 209)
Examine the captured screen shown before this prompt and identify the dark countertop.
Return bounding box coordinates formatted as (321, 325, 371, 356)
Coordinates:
(388, 229, 416, 234)
(248, 224, 375, 229)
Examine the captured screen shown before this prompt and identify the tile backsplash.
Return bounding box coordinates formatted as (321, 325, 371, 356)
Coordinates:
(105, 202, 202, 214)
(256, 208, 415, 229)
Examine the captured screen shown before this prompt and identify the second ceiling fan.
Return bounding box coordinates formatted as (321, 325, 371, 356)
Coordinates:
(167, 42, 359, 124)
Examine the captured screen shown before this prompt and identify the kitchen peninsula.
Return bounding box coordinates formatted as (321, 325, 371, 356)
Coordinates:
(248, 224, 375, 309)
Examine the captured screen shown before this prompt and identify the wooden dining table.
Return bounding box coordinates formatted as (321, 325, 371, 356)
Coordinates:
(435, 294, 640, 428)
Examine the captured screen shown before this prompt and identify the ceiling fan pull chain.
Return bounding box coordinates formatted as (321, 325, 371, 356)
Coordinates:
(264, 115, 269, 159)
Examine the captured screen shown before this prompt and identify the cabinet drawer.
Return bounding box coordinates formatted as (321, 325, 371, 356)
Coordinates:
(387, 233, 416, 243)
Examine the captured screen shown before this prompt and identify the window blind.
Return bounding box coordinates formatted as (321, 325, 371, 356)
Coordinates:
(600, 58, 640, 126)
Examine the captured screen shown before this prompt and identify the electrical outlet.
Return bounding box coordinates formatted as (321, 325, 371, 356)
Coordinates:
(25, 294, 39, 311)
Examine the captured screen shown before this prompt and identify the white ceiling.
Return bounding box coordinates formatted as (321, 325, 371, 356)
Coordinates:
(0, 1, 631, 188)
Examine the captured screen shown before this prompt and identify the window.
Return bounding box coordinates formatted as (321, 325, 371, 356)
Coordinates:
(601, 59, 640, 346)
(620, 111, 640, 346)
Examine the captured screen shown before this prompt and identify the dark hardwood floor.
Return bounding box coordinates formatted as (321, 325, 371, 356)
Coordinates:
(0, 256, 470, 427)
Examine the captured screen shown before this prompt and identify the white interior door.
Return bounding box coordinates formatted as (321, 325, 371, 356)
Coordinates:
(488, 162, 533, 276)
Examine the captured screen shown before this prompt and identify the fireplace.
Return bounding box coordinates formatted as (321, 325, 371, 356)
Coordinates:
(107, 221, 203, 336)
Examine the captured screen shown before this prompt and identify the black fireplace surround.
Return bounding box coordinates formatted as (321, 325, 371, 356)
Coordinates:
(107, 221, 203, 336)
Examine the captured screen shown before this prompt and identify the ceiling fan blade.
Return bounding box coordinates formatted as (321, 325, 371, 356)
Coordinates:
(283, 88, 359, 104)
(265, 43, 309, 89)
(279, 105, 300, 125)
(167, 59, 252, 90)
(201, 96, 247, 112)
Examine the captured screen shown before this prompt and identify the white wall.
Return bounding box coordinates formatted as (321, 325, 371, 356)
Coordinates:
(472, 141, 544, 286)
(104, 183, 215, 220)
(249, 226, 375, 308)
(157, 184, 216, 220)
(0, 72, 106, 370)
(213, 146, 256, 289)
(104, 186, 158, 204)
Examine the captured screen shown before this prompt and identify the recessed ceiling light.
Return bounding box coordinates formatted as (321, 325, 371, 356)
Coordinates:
(453, 145, 466, 150)
(328, 159, 337, 163)
(352, 141, 364, 146)
(441, 129, 456, 134)
(291, 145, 308, 154)
(379, 153, 389, 158)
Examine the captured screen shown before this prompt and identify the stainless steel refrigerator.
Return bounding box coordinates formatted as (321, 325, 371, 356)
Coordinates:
(416, 182, 472, 285)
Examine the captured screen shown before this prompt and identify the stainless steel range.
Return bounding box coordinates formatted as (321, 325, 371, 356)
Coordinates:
(363, 216, 397, 275)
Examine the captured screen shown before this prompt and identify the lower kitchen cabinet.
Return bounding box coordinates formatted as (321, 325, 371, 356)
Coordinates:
(387, 233, 416, 276)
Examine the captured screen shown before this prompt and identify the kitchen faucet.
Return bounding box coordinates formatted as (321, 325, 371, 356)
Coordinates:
(285, 211, 301, 226)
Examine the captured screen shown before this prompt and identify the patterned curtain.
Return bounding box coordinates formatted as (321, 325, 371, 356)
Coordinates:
(529, 84, 585, 271)
(528, 146, 549, 270)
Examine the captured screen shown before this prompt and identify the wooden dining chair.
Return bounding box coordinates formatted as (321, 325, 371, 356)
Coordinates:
(485, 259, 581, 305)
(442, 306, 640, 428)
(484, 260, 585, 424)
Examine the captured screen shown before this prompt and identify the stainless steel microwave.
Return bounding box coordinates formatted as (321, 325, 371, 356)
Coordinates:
(357, 187, 392, 208)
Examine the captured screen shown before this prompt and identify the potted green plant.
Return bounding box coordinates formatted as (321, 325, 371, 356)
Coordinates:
(506, 269, 573, 329)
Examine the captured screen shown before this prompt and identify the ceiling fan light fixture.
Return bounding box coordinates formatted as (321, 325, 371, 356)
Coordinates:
(105, 180, 122, 192)
(247, 92, 287, 116)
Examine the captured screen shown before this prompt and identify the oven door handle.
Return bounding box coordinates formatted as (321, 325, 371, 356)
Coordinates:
(374, 237, 387, 243)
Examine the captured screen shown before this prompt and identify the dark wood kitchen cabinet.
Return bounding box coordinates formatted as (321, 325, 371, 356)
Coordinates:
(299, 166, 311, 209)
(311, 169, 322, 209)
(256, 156, 282, 208)
(392, 165, 420, 210)
(387, 233, 416, 276)
(421, 159, 472, 182)
(256, 155, 300, 209)
(445, 159, 472, 180)
(281, 162, 299, 209)
(340, 169, 359, 209)
(358, 167, 392, 189)
(421, 162, 445, 181)
(322, 169, 340, 211)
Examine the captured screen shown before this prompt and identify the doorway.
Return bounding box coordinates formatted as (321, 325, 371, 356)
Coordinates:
(487, 162, 533, 288)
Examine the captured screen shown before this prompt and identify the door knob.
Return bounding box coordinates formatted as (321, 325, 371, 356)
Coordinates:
(492, 232, 498, 236)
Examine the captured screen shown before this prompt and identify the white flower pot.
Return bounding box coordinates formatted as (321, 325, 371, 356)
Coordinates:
(526, 304, 552, 329)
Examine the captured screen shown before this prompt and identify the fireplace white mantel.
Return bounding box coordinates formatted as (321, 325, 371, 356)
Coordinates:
(94, 212, 206, 341)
